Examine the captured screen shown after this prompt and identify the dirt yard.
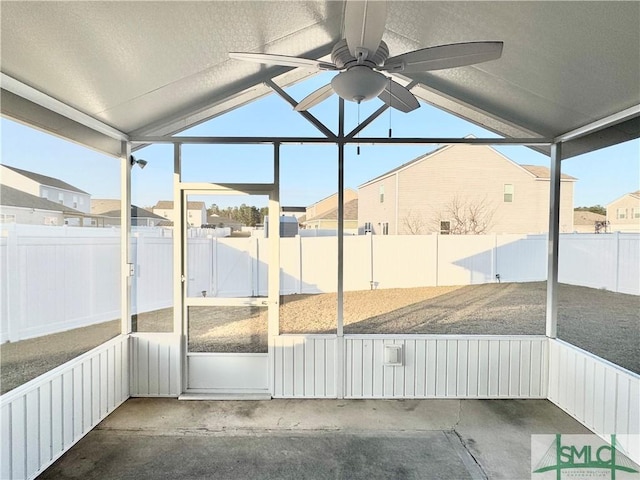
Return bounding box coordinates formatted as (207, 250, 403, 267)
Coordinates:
(2, 282, 638, 394)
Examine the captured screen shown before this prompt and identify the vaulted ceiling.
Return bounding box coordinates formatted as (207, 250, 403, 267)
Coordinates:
(1, 1, 639, 158)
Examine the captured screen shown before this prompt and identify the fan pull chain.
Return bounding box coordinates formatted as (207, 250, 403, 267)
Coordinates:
(357, 101, 361, 155)
(388, 77, 392, 138)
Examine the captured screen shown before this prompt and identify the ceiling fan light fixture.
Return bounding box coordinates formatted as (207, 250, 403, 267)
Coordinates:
(331, 66, 387, 103)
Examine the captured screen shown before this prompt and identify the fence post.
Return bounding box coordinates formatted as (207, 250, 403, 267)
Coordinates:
(614, 231, 620, 293)
(5, 224, 21, 342)
(369, 232, 374, 289)
(297, 234, 303, 294)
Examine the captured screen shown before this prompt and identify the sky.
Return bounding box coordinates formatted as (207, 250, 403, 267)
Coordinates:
(1, 71, 638, 210)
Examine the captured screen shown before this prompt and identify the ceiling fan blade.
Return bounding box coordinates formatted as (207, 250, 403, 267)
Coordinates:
(344, 0, 387, 59)
(378, 80, 420, 113)
(294, 84, 335, 111)
(229, 52, 338, 71)
(381, 41, 504, 73)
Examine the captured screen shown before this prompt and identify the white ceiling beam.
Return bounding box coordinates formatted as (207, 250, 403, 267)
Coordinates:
(1, 73, 129, 142)
(555, 104, 640, 143)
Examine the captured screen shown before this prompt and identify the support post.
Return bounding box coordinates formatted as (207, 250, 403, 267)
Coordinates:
(268, 142, 281, 397)
(172, 143, 185, 392)
(337, 98, 345, 398)
(546, 142, 562, 338)
(120, 141, 132, 335)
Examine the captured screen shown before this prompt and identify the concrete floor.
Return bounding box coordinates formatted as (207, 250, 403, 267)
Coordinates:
(39, 398, 593, 480)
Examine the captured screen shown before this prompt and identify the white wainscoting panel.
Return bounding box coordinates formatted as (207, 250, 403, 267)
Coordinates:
(0, 335, 128, 480)
(272, 336, 337, 398)
(344, 336, 548, 398)
(129, 333, 181, 397)
(548, 339, 640, 465)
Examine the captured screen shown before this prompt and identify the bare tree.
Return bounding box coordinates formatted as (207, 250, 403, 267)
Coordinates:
(434, 195, 497, 234)
(401, 209, 427, 234)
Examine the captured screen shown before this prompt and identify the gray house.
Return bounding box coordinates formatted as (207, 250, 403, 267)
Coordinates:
(0, 184, 89, 225)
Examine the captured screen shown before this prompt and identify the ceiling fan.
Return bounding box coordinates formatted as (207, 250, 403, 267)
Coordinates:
(229, 1, 503, 113)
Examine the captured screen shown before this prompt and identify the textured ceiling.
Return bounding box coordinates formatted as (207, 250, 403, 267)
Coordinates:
(1, 1, 638, 157)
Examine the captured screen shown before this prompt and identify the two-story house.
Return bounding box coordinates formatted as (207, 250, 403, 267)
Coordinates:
(302, 189, 359, 231)
(358, 143, 576, 235)
(607, 191, 640, 232)
(1, 165, 91, 213)
(152, 200, 207, 227)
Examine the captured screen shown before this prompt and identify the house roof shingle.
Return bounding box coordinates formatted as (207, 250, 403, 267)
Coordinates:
(91, 199, 122, 214)
(100, 206, 166, 220)
(305, 199, 358, 222)
(2, 165, 89, 194)
(153, 200, 205, 210)
(0, 184, 82, 214)
(573, 211, 606, 225)
(520, 165, 576, 180)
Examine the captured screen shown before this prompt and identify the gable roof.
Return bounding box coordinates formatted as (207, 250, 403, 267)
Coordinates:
(359, 144, 576, 188)
(0, 184, 81, 213)
(305, 198, 358, 222)
(153, 200, 205, 210)
(2, 165, 89, 194)
(91, 199, 121, 214)
(574, 211, 606, 225)
(100, 206, 166, 220)
(607, 190, 640, 206)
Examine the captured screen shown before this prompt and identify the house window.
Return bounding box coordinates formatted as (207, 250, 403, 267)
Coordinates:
(364, 222, 372, 233)
(617, 208, 627, 219)
(380, 222, 389, 235)
(440, 221, 451, 235)
(58, 192, 64, 204)
(379, 185, 385, 203)
(503, 184, 514, 203)
(633, 207, 640, 219)
(72, 195, 78, 208)
(79, 197, 84, 205)
(0, 214, 16, 223)
(41, 188, 48, 198)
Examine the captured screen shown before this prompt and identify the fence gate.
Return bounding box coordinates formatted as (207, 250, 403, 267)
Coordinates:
(180, 186, 279, 398)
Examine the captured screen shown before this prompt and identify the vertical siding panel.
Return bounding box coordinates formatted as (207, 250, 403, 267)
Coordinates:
(11, 398, 26, 480)
(477, 340, 489, 397)
(457, 339, 468, 397)
(274, 338, 284, 397)
(314, 339, 326, 397)
(446, 340, 458, 397)
(584, 359, 595, 429)
(158, 344, 170, 395)
(147, 344, 160, 396)
(592, 363, 606, 433)
(39, 382, 52, 466)
(25, 390, 39, 477)
(539, 339, 548, 398)
(1, 404, 11, 480)
(351, 340, 363, 397)
(137, 339, 149, 396)
(325, 338, 336, 397)
(344, 339, 353, 397)
(414, 340, 426, 397)
(372, 340, 384, 397)
(304, 339, 316, 397)
(574, 355, 586, 420)
(51, 379, 64, 458)
(498, 340, 510, 397)
(467, 339, 479, 397)
(283, 337, 295, 397)
(488, 340, 500, 396)
(107, 347, 116, 408)
(518, 340, 531, 397)
(99, 352, 108, 417)
(509, 341, 521, 397)
(628, 379, 640, 443)
(393, 340, 406, 397)
(615, 377, 630, 434)
(603, 368, 617, 434)
(404, 340, 416, 397)
(62, 372, 74, 448)
(383, 340, 395, 397)
(425, 339, 437, 397)
(435, 339, 447, 397)
(558, 347, 570, 407)
(121, 336, 130, 399)
(530, 340, 543, 398)
(293, 338, 305, 396)
(72, 366, 83, 439)
(361, 339, 374, 397)
(114, 341, 123, 402)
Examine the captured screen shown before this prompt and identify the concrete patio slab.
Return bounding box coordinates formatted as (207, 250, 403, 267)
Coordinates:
(38, 398, 593, 480)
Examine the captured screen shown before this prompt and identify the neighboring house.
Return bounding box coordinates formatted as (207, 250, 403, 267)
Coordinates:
(304, 188, 358, 223)
(573, 211, 607, 233)
(358, 143, 576, 235)
(1, 165, 91, 213)
(304, 198, 358, 231)
(99, 206, 167, 227)
(152, 200, 207, 227)
(606, 191, 640, 232)
(0, 184, 92, 226)
(91, 199, 122, 215)
(206, 214, 244, 231)
(281, 206, 306, 221)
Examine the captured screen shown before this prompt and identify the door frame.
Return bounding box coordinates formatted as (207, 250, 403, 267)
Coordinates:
(177, 177, 280, 395)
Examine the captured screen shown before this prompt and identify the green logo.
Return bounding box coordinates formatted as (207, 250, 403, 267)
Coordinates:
(532, 434, 639, 480)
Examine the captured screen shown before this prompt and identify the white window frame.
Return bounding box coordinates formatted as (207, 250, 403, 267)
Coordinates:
(440, 220, 451, 235)
(617, 208, 627, 219)
(503, 184, 514, 203)
(379, 185, 385, 203)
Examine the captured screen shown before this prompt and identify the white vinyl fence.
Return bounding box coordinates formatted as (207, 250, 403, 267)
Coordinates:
(1, 225, 638, 342)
